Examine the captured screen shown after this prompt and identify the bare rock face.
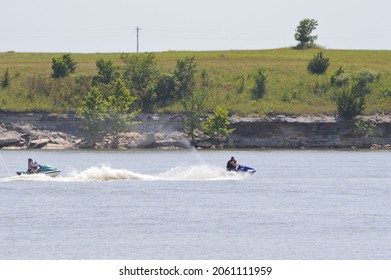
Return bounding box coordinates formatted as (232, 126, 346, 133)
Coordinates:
(29, 138, 50, 149)
(1, 112, 391, 149)
(154, 132, 192, 149)
(227, 115, 391, 149)
(123, 132, 157, 148)
(0, 130, 23, 147)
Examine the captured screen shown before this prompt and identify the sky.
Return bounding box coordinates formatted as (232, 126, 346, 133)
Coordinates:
(1, 0, 390, 53)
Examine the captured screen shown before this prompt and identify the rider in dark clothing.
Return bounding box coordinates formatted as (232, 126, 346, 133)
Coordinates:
(27, 158, 40, 173)
(226, 156, 239, 171)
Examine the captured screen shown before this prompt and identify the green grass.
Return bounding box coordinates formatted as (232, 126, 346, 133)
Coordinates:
(1, 48, 391, 116)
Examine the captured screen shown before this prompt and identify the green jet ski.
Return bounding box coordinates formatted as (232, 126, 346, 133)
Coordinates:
(16, 164, 61, 177)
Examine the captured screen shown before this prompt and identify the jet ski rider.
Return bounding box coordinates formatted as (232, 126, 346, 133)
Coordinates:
(226, 156, 239, 171)
(28, 158, 40, 174)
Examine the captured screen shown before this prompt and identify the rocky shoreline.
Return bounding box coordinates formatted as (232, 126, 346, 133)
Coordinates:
(1, 112, 391, 150)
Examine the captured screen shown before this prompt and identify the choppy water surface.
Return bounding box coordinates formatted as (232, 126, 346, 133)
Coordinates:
(0, 149, 390, 259)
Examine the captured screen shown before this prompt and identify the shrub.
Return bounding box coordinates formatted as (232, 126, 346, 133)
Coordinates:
(336, 69, 379, 119)
(336, 87, 365, 119)
(330, 65, 350, 87)
(52, 54, 77, 78)
(352, 70, 379, 96)
(1, 69, 11, 89)
(92, 59, 119, 85)
(307, 52, 330, 75)
(251, 68, 267, 99)
(354, 118, 375, 138)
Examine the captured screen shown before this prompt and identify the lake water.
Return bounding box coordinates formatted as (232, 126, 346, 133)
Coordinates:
(0, 149, 390, 260)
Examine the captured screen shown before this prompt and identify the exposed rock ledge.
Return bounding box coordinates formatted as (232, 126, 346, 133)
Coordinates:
(0, 112, 390, 149)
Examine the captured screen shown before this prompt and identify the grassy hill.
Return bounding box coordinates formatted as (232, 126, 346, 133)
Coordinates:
(1, 48, 390, 116)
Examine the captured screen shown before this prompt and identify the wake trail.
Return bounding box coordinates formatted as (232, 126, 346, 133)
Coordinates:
(1, 164, 249, 182)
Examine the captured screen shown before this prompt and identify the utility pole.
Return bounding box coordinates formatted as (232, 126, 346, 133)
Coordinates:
(135, 26, 141, 53)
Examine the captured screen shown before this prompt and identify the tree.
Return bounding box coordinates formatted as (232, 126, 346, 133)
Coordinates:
(155, 73, 177, 106)
(1, 68, 11, 89)
(121, 53, 159, 112)
(307, 52, 330, 75)
(77, 87, 107, 147)
(202, 105, 235, 146)
(251, 68, 267, 99)
(182, 90, 208, 143)
(174, 56, 197, 99)
(51, 54, 77, 78)
(92, 59, 119, 85)
(106, 79, 139, 148)
(294, 18, 318, 49)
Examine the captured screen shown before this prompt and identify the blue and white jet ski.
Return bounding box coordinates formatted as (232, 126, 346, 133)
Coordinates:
(237, 165, 256, 173)
(16, 164, 61, 177)
(228, 165, 256, 174)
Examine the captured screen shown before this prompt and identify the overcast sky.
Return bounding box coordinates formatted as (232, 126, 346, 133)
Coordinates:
(1, 0, 390, 53)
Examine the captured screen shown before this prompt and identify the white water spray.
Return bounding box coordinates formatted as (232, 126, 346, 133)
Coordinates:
(1, 164, 248, 182)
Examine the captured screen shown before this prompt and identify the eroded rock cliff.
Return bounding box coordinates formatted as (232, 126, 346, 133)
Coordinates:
(1, 112, 390, 149)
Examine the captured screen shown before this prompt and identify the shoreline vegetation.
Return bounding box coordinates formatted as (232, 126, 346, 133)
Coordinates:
(1, 48, 391, 149)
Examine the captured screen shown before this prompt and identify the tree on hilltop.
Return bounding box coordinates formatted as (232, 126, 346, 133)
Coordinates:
(294, 18, 318, 49)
